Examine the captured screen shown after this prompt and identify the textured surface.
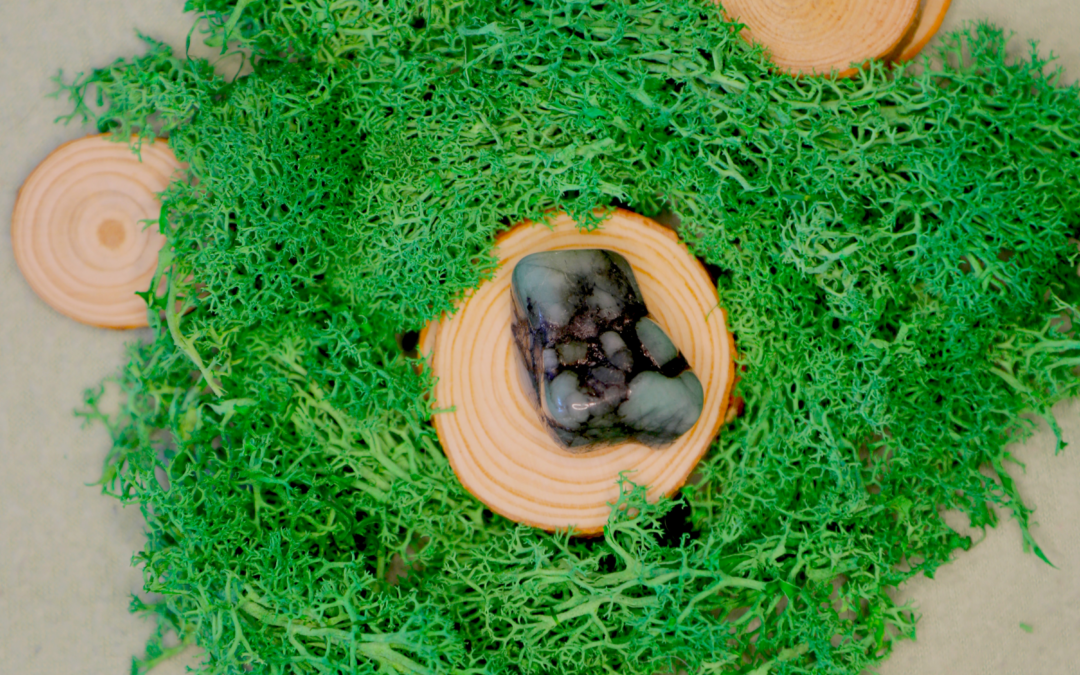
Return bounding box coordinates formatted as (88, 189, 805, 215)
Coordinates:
(11, 134, 176, 328)
(511, 248, 703, 448)
(720, 0, 919, 75)
(421, 211, 733, 534)
(0, 2, 1078, 675)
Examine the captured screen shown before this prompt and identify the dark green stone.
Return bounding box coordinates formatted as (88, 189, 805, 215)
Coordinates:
(510, 249, 704, 450)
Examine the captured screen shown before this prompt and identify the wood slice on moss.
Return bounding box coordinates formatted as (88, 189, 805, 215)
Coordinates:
(420, 209, 736, 535)
(888, 0, 952, 62)
(721, 0, 920, 77)
(11, 134, 180, 329)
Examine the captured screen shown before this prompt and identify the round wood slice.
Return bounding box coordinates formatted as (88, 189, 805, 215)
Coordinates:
(11, 134, 180, 329)
(890, 0, 952, 62)
(721, 0, 920, 77)
(420, 209, 736, 535)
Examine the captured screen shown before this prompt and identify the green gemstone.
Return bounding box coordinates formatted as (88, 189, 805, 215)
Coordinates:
(635, 318, 678, 366)
(618, 371, 704, 441)
(511, 248, 703, 449)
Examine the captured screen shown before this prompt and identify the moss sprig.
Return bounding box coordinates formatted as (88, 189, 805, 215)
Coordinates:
(63, 1, 1080, 673)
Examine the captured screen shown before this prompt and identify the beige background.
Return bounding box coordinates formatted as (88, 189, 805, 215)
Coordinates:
(1, 2, 1078, 674)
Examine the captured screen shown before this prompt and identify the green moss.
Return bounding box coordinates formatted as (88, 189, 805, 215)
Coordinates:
(64, 1, 1080, 673)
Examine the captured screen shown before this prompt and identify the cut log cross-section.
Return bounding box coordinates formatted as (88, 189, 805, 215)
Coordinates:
(11, 134, 180, 329)
(721, 0, 920, 77)
(890, 0, 953, 63)
(420, 209, 736, 535)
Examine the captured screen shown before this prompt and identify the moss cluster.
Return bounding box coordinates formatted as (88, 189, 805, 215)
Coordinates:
(65, 1, 1080, 673)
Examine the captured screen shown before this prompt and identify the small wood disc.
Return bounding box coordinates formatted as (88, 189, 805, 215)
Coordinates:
(890, 0, 952, 62)
(420, 209, 736, 535)
(721, 0, 920, 77)
(11, 134, 180, 329)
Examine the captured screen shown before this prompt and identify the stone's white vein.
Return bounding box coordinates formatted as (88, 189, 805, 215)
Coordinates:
(636, 317, 678, 367)
(511, 247, 704, 449)
(619, 371, 704, 438)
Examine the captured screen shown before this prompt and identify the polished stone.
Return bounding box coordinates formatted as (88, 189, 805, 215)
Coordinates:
(510, 249, 704, 449)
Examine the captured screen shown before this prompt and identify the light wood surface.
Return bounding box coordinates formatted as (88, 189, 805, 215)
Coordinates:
(11, 134, 177, 328)
(421, 210, 734, 534)
(721, 0, 919, 76)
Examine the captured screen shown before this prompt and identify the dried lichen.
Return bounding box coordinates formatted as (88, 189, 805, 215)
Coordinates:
(63, 1, 1080, 673)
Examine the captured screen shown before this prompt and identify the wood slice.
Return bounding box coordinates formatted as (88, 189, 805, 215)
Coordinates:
(420, 209, 736, 535)
(721, 0, 920, 77)
(889, 0, 952, 62)
(11, 134, 180, 329)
